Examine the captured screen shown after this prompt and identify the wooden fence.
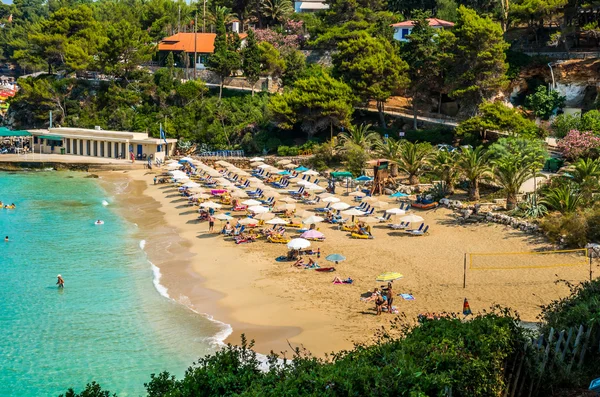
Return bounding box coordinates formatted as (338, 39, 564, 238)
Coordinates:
(502, 323, 599, 397)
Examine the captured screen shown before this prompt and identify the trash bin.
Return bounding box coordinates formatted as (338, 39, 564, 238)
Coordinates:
(60, 148, 65, 155)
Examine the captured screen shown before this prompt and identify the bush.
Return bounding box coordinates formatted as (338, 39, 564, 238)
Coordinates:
(277, 145, 290, 156)
(539, 211, 589, 248)
(524, 85, 565, 120)
(557, 130, 600, 160)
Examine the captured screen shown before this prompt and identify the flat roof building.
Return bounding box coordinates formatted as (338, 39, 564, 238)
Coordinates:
(28, 127, 177, 162)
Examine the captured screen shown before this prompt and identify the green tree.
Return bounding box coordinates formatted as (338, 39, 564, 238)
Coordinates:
(336, 123, 382, 153)
(241, 29, 261, 96)
(258, 42, 284, 78)
(269, 67, 354, 138)
(541, 185, 582, 213)
(492, 159, 534, 210)
(431, 149, 460, 194)
(332, 32, 409, 128)
(206, 9, 241, 99)
(280, 49, 306, 87)
(450, 6, 509, 113)
(456, 101, 540, 139)
(552, 110, 600, 137)
(436, 0, 458, 22)
(457, 146, 493, 201)
(258, 0, 292, 25)
(395, 141, 433, 185)
(524, 85, 566, 120)
(488, 137, 547, 168)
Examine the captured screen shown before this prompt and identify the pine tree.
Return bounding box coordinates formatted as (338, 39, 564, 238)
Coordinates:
(241, 29, 261, 96)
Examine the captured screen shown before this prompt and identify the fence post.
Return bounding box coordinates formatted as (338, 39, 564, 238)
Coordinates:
(560, 327, 574, 362)
(578, 324, 594, 368)
(509, 343, 528, 397)
(567, 325, 585, 374)
(534, 328, 554, 394)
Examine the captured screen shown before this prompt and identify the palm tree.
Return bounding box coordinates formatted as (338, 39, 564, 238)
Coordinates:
(570, 158, 600, 185)
(259, 0, 293, 25)
(207, 6, 236, 30)
(430, 150, 459, 195)
(492, 159, 534, 210)
(336, 123, 382, 154)
(395, 141, 433, 185)
(457, 147, 493, 201)
(376, 137, 402, 176)
(541, 185, 582, 213)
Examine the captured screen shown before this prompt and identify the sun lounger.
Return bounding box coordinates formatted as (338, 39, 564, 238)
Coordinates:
(377, 213, 391, 223)
(389, 222, 408, 229)
(410, 225, 429, 236)
(315, 203, 331, 213)
(351, 233, 373, 239)
(405, 223, 424, 234)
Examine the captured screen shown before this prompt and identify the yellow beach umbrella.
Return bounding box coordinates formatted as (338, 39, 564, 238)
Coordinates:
(376, 272, 404, 282)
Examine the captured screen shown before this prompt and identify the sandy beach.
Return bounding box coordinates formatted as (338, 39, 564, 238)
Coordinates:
(99, 168, 593, 357)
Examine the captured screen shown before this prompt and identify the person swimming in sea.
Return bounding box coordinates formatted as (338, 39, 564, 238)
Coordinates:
(56, 275, 64, 288)
(4, 235, 8, 242)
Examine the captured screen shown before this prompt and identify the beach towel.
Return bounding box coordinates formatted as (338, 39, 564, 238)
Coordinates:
(399, 293, 415, 301)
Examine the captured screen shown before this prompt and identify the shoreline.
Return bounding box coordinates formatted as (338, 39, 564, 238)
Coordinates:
(96, 168, 589, 358)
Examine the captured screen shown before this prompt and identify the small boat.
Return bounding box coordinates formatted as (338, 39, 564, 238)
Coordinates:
(95, 220, 104, 225)
(315, 267, 336, 272)
(412, 202, 438, 210)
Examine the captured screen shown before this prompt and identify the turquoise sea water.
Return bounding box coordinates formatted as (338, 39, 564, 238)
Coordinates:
(0, 171, 222, 396)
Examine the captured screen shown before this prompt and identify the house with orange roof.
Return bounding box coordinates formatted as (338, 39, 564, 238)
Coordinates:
(390, 18, 454, 42)
(157, 32, 248, 69)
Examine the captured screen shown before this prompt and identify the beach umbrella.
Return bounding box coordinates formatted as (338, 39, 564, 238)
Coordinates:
(278, 170, 291, 175)
(355, 175, 373, 182)
(299, 210, 316, 218)
(248, 177, 263, 184)
(173, 176, 190, 182)
(269, 168, 282, 173)
(400, 214, 424, 224)
(258, 164, 272, 169)
(322, 196, 340, 203)
(250, 157, 265, 162)
(238, 217, 258, 225)
(358, 216, 379, 224)
(275, 203, 296, 211)
(263, 190, 281, 198)
(287, 238, 311, 250)
(242, 199, 262, 206)
(166, 159, 178, 164)
(341, 208, 365, 216)
(266, 217, 289, 225)
(253, 212, 275, 221)
(305, 184, 325, 191)
(376, 272, 404, 282)
(349, 191, 366, 197)
(331, 202, 351, 210)
(215, 160, 229, 166)
(326, 254, 346, 263)
(250, 161, 264, 167)
(386, 208, 406, 216)
(180, 157, 194, 162)
(363, 196, 379, 203)
(215, 213, 233, 221)
(277, 159, 292, 165)
(248, 205, 269, 214)
(182, 181, 200, 188)
(301, 230, 325, 239)
(370, 201, 389, 209)
(302, 215, 325, 224)
(297, 180, 312, 186)
(167, 162, 183, 169)
(302, 170, 319, 176)
(284, 163, 297, 169)
(201, 201, 222, 209)
(279, 197, 297, 203)
(317, 192, 333, 198)
(295, 166, 309, 172)
(390, 191, 409, 198)
(230, 190, 248, 198)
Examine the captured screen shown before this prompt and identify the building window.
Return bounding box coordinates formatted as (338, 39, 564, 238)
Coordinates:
(34, 136, 38, 144)
(157, 144, 161, 153)
(115, 142, 119, 158)
(86, 140, 91, 156)
(73, 139, 77, 155)
(401, 28, 410, 38)
(121, 143, 126, 158)
(80, 140, 84, 155)
(66, 139, 71, 154)
(93, 141, 98, 156)
(107, 142, 112, 158)
(100, 141, 105, 157)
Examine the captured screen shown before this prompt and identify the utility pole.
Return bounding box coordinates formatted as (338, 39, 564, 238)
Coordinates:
(194, 12, 197, 80)
(203, 0, 207, 33)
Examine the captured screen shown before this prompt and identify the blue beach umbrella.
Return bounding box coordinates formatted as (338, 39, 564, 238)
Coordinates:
(390, 192, 409, 198)
(278, 170, 291, 175)
(355, 175, 373, 182)
(326, 253, 346, 263)
(295, 166, 309, 172)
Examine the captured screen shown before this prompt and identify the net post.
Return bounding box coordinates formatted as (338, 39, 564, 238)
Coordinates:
(590, 253, 593, 282)
(463, 253, 467, 289)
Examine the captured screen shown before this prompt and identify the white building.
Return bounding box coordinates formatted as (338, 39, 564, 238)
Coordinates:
(391, 18, 454, 42)
(28, 127, 177, 161)
(294, 0, 329, 13)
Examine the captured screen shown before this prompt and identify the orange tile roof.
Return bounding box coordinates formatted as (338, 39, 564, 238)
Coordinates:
(390, 18, 454, 28)
(158, 32, 248, 54)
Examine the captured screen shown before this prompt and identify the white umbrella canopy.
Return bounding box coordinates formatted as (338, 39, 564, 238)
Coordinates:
(297, 180, 312, 186)
(215, 213, 233, 221)
(305, 184, 325, 191)
(276, 203, 296, 210)
(349, 191, 366, 197)
(193, 193, 212, 200)
(322, 196, 340, 203)
(250, 161, 264, 167)
(302, 215, 325, 224)
(235, 170, 251, 176)
(287, 238, 311, 250)
(253, 212, 275, 221)
(302, 170, 319, 176)
(341, 208, 366, 216)
(370, 201, 389, 209)
(182, 181, 200, 188)
(248, 177, 263, 184)
(216, 178, 233, 186)
(238, 217, 259, 225)
(331, 202, 351, 210)
(363, 196, 379, 203)
(318, 192, 333, 198)
(173, 176, 190, 182)
(200, 201, 223, 209)
(250, 157, 265, 162)
(386, 208, 407, 215)
(167, 162, 183, 169)
(258, 164, 272, 169)
(266, 217, 289, 225)
(277, 159, 292, 165)
(358, 216, 380, 224)
(168, 170, 186, 176)
(230, 190, 248, 198)
(263, 190, 282, 198)
(279, 197, 297, 203)
(242, 199, 262, 206)
(248, 205, 269, 214)
(166, 159, 178, 164)
(284, 163, 297, 169)
(215, 160, 229, 166)
(400, 214, 424, 223)
(299, 210, 316, 218)
(180, 157, 194, 162)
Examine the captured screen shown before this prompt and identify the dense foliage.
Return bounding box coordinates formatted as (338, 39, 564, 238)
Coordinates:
(63, 310, 530, 397)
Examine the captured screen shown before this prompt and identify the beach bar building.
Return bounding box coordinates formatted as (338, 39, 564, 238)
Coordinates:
(28, 127, 177, 161)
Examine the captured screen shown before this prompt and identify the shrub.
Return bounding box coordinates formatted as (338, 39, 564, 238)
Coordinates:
(277, 145, 290, 156)
(539, 211, 588, 248)
(557, 130, 600, 160)
(524, 85, 565, 120)
(551, 110, 600, 138)
(456, 101, 542, 138)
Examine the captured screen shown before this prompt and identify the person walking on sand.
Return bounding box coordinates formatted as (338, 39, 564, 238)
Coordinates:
(56, 275, 64, 289)
(208, 215, 215, 232)
(386, 282, 394, 314)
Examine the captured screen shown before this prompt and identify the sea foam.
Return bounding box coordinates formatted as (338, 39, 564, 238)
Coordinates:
(102, 200, 109, 206)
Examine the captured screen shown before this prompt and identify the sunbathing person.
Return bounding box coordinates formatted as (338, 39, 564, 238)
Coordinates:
(293, 257, 305, 267)
(362, 288, 380, 302)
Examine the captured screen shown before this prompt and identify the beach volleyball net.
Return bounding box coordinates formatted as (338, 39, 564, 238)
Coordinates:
(468, 249, 589, 271)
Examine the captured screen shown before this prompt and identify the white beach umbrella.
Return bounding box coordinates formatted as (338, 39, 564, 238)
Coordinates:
(400, 214, 424, 223)
(253, 212, 275, 221)
(248, 177, 263, 184)
(266, 217, 289, 225)
(180, 157, 193, 162)
(302, 215, 325, 224)
(168, 170, 186, 176)
(287, 238, 311, 250)
(297, 180, 312, 186)
(275, 203, 296, 211)
(258, 164, 272, 169)
(236, 170, 251, 176)
(238, 217, 258, 225)
(215, 213, 233, 221)
(182, 181, 200, 188)
(263, 190, 282, 199)
(386, 208, 406, 215)
(322, 196, 340, 203)
(284, 163, 297, 169)
(230, 190, 248, 198)
(305, 184, 325, 191)
(173, 176, 189, 181)
(349, 191, 366, 197)
(167, 162, 183, 169)
(370, 201, 389, 209)
(193, 193, 211, 200)
(317, 192, 333, 198)
(302, 170, 319, 176)
(215, 160, 229, 166)
(248, 205, 269, 214)
(331, 202, 351, 210)
(277, 159, 292, 165)
(279, 197, 297, 203)
(250, 157, 265, 162)
(358, 216, 380, 224)
(166, 159, 178, 164)
(363, 196, 379, 203)
(250, 161, 264, 167)
(200, 201, 222, 209)
(341, 208, 366, 216)
(242, 199, 262, 206)
(299, 210, 316, 218)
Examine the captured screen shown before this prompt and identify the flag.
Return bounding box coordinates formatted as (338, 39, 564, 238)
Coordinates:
(159, 123, 168, 146)
(463, 298, 472, 316)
